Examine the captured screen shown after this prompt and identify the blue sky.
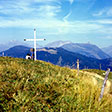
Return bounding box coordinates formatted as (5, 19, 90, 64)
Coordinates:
(0, 0, 112, 47)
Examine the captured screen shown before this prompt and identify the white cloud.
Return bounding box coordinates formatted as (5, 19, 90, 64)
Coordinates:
(0, 0, 112, 38)
(73, 0, 92, 2)
(63, 11, 72, 22)
(0, 17, 105, 35)
(95, 19, 112, 24)
(37, 5, 61, 18)
(0, 0, 62, 22)
(93, 10, 105, 17)
(93, 8, 112, 17)
(107, 8, 112, 16)
(0, 1, 33, 15)
(105, 36, 112, 39)
(69, 0, 74, 4)
(33, 0, 60, 3)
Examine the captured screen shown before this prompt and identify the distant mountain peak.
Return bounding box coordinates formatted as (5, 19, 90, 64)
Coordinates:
(45, 40, 72, 48)
(61, 43, 110, 59)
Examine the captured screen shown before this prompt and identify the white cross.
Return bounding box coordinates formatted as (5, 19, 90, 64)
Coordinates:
(24, 29, 46, 61)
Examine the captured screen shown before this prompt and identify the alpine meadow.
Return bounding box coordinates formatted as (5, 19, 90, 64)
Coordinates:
(0, 57, 112, 111)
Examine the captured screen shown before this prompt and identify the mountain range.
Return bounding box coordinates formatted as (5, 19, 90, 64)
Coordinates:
(46, 41, 110, 59)
(1, 40, 112, 59)
(62, 43, 111, 59)
(0, 40, 112, 70)
(102, 45, 112, 57)
(0, 40, 42, 52)
(0, 45, 112, 70)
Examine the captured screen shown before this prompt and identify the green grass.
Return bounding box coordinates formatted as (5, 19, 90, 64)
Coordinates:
(0, 57, 112, 112)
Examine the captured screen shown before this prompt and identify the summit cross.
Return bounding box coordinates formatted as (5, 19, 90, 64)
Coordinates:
(24, 29, 46, 61)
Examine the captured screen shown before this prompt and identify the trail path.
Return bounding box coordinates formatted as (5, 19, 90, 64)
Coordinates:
(80, 71, 111, 94)
(72, 70, 111, 94)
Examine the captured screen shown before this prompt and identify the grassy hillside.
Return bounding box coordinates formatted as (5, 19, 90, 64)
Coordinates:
(0, 57, 112, 112)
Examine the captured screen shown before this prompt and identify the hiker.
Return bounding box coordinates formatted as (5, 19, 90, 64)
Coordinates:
(26, 53, 31, 59)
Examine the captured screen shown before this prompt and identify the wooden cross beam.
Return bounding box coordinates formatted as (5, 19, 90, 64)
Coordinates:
(24, 29, 46, 61)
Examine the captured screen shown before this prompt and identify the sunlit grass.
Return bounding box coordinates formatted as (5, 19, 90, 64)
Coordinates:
(83, 69, 112, 80)
(0, 57, 112, 111)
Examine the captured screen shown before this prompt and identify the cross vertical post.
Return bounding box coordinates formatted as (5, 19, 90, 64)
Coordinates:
(34, 29, 36, 61)
(2, 52, 4, 57)
(77, 59, 79, 75)
(24, 29, 46, 61)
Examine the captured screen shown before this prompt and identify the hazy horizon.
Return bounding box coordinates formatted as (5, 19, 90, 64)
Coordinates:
(0, 39, 111, 49)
